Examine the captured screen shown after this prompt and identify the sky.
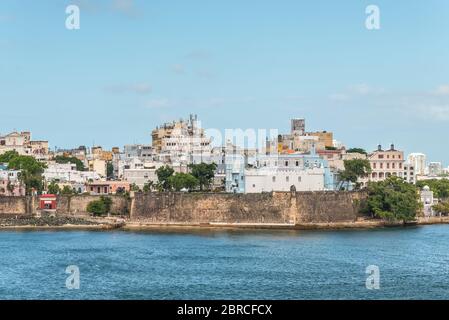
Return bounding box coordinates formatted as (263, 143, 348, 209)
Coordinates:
(1, 0, 449, 165)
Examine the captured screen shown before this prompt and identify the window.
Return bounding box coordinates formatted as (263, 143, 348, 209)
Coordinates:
(392, 163, 395, 169)
(298, 176, 301, 182)
(386, 163, 390, 169)
(285, 161, 289, 166)
(295, 161, 299, 167)
(272, 176, 276, 182)
(380, 163, 383, 169)
(252, 184, 255, 188)
(373, 163, 377, 169)
(286, 176, 289, 182)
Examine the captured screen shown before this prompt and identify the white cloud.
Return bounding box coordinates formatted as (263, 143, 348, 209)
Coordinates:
(433, 85, 449, 96)
(422, 105, 449, 121)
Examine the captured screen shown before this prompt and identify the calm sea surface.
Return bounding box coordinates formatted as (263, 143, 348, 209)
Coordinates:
(1, 225, 449, 300)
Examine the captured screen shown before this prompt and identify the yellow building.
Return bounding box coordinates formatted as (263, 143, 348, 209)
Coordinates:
(304, 131, 333, 148)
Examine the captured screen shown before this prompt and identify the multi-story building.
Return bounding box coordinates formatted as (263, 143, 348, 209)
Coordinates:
(43, 162, 100, 184)
(225, 150, 336, 193)
(291, 118, 305, 136)
(403, 163, 416, 184)
(0, 131, 49, 159)
(277, 118, 334, 154)
(87, 159, 107, 178)
(317, 148, 367, 172)
(407, 153, 427, 176)
(0, 166, 25, 196)
(428, 162, 443, 177)
(151, 115, 211, 163)
(361, 144, 405, 185)
(304, 131, 334, 148)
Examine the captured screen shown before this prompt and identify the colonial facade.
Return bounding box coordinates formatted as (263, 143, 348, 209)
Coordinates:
(361, 144, 405, 185)
(0, 131, 49, 159)
(225, 151, 335, 193)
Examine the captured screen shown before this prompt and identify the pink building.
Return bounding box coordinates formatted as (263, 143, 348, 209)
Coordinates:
(86, 181, 130, 195)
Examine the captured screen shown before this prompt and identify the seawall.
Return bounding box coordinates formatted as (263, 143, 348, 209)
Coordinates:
(130, 191, 365, 225)
(0, 191, 366, 226)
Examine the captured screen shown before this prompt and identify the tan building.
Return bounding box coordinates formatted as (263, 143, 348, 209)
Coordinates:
(304, 131, 334, 148)
(361, 144, 405, 185)
(151, 114, 211, 161)
(317, 149, 367, 171)
(88, 159, 107, 178)
(0, 131, 49, 158)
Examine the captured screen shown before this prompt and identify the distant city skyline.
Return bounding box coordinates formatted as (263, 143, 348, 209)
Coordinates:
(1, 0, 448, 163)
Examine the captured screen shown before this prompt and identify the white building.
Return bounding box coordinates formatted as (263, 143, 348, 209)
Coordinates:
(43, 163, 100, 184)
(226, 152, 335, 193)
(152, 115, 212, 164)
(428, 162, 443, 177)
(407, 153, 427, 176)
(245, 166, 326, 193)
(403, 163, 416, 184)
(420, 185, 438, 217)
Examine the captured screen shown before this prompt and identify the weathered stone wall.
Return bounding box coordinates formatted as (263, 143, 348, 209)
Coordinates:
(0, 196, 28, 215)
(131, 192, 293, 223)
(56, 195, 129, 216)
(295, 191, 365, 223)
(131, 191, 365, 224)
(0, 192, 365, 224)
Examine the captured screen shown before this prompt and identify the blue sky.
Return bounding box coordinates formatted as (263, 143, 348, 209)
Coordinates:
(1, 0, 448, 164)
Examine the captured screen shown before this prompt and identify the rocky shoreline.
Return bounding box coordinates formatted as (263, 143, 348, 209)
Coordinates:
(1, 215, 449, 232)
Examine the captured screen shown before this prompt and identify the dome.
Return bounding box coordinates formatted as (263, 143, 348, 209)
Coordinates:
(423, 185, 430, 191)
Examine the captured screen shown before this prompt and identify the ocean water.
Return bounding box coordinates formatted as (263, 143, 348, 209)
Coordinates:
(1, 225, 449, 300)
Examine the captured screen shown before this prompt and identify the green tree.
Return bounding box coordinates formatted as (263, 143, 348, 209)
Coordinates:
(0, 151, 20, 163)
(169, 173, 199, 191)
(338, 159, 371, 190)
(6, 181, 15, 195)
(54, 155, 85, 171)
(188, 163, 217, 191)
(143, 181, 154, 193)
(86, 196, 112, 216)
(87, 200, 106, 216)
(155, 165, 174, 191)
(47, 181, 60, 195)
(433, 201, 449, 215)
(61, 185, 74, 195)
(7, 154, 46, 195)
(107, 161, 114, 178)
(130, 183, 141, 192)
(346, 148, 368, 155)
(364, 176, 421, 223)
(416, 179, 449, 199)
